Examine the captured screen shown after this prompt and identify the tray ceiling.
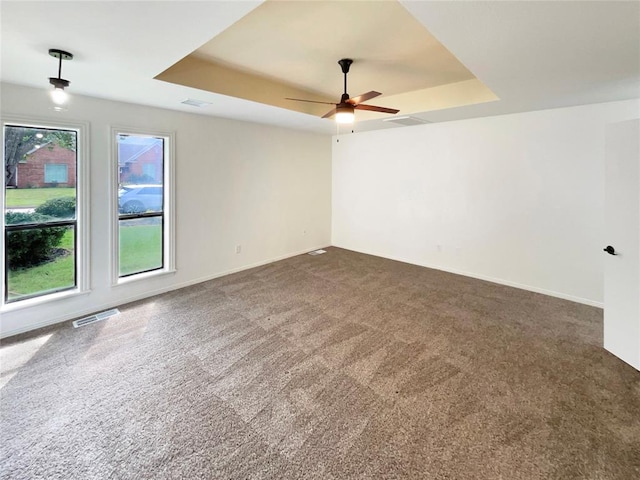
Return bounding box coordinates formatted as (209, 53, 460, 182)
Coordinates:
(156, 0, 498, 121)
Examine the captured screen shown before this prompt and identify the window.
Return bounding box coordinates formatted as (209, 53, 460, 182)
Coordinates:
(114, 130, 174, 280)
(3, 122, 86, 304)
(44, 164, 68, 183)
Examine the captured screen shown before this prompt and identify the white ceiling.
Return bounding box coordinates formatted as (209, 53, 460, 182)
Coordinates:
(1, 1, 639, 135)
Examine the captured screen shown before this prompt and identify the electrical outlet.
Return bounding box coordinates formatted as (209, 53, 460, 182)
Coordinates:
(235, 245, 241, 254)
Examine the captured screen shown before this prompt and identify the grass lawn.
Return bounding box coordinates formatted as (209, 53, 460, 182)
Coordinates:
(7, 224, 161, 301)
(5, 187, 75, 208)
(120, 224, 162, 276)
(7, 229, 75, 301)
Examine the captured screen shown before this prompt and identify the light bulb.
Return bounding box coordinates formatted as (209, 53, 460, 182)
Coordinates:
(336, 111, 354, 124)
(50, 87, 68, 105)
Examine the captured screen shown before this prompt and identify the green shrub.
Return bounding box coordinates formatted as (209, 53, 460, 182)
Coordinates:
(123, 173, 155, 185)
(34, 196, 76, 219)
(5, 212, 67, 269)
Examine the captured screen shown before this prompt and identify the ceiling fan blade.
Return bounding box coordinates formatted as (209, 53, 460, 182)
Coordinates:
(355, 104, 400, 115)
(285, 97, 336, 105)
(322, 108, 337, 119)
(348, 91, 381, 105)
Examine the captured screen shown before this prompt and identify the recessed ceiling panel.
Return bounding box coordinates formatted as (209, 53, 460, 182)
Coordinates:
(156, 0, 498, 120)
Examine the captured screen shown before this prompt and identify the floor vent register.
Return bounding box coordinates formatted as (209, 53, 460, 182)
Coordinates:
(72, 308, 121, 328)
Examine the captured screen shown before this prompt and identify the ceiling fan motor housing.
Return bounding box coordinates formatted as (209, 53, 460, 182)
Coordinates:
(337, 103, 355, 115)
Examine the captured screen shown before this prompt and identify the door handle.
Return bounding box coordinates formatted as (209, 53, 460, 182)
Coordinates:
(604, 245, 617, 255)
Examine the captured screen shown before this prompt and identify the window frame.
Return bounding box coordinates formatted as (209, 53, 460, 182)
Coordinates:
(111, 127, 175, 285)
(1, 115, 90, 311)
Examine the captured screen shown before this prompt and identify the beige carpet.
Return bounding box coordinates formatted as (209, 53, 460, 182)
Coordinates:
(1, 247, 639, 479)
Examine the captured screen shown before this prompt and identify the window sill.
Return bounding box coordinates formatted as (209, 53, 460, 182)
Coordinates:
(114, 268, 176, 287)
(1, 287, 91, 313)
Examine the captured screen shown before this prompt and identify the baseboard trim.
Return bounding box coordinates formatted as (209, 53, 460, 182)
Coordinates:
(0, 244, 330, 339)
(332, 245, 604, 308)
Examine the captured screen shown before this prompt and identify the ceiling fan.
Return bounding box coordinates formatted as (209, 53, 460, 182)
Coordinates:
(286, 58, 399, 123)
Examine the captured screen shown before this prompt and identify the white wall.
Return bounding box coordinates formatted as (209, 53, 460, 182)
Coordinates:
(333, 100, 639, 306)
(1, 83, 332, 337)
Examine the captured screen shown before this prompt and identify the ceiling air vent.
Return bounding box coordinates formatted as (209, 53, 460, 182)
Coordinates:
(383, 116, 431, 126)
(181, 98, 211, 108)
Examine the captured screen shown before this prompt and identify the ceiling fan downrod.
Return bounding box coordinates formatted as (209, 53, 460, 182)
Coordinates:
(338, 58, 353, 100)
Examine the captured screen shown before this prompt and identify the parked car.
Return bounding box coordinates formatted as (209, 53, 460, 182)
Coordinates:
(118, 184, 163, 214)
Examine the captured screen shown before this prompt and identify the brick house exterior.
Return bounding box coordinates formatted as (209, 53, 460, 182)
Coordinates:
(119, 139, 163, 184)
(16, 143, 76, 188)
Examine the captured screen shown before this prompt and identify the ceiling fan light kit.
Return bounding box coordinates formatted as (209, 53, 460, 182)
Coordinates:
(335, 104, 355, 124)
(287, 58, 399, 124)
(48, 48, 73, 108)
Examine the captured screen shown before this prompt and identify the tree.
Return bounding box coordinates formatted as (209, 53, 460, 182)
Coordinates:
(4, 127, 76, 186)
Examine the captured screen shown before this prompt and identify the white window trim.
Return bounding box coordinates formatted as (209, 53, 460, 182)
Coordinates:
(110, 126, 175, 286)
(1, 114, 91, 310)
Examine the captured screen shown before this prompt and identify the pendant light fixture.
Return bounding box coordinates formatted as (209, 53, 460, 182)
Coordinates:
(48, 48, 73, 107)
